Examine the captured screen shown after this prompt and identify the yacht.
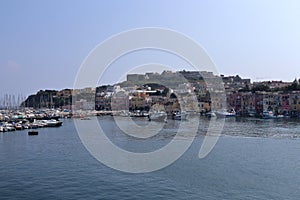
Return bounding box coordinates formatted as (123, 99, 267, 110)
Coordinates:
(44, 119, 63, 127)
(4, 123, 16, 131)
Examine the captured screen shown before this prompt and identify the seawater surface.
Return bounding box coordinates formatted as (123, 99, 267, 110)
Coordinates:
(0, 116, 300, 200)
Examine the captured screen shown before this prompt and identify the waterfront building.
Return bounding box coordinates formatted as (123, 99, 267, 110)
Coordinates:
(129, 93, 150, 111)
(228, 92, 255, 116)
(198, 101, 211, 113)
(111, 91, 129, 111)
(280, 93, 290, 115)
(289, 91, 300, 117)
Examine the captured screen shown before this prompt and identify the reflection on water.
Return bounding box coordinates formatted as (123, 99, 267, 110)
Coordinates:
(221, 117, 300, 139)
(99, 116, 300, 139)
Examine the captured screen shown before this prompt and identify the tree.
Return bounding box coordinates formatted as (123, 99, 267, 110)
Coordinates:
(239, 84, 251, 92)
(284, 78, 300, 91)
(251, 85, 270, 92)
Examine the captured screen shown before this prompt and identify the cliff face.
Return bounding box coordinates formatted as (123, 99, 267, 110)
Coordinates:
(22, 89, 72, 109)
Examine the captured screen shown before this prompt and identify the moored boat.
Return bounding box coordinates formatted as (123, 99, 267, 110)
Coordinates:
(0, 126, 7, 132)
(130, 110, 149, 117)
(28, 130, 38, 135)
(14, 123, 23, 130)
(172, 111, 188, 120)
(30, 123, 39, 129)
(215, 109, 236, 118)
(148, 111, 167, 122)
(5, 123, 16, 131)
(80, 117, 91, 120)
(43, 119, 63, 127)
(262, 111, 276, 119)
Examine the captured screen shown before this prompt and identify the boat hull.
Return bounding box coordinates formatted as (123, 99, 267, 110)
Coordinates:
(215, 112, 236, 118)
(28, 131, 38, 136)
(148, 112, 167, 122)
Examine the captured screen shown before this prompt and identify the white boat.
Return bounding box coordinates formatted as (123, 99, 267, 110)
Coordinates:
(4, 123, 16, 131)
(38, 121, 46, 128)
(172, 111, 188, 120)
(0, 126, 7, 132)
(148, 111, 167, 122)
(30, 123, 39, 129)
(43, 119, 63, 127)
(130, 110, 149, 117)
(215, 109, 236, 118)
(262, 111, 276, 119)
(22, 124, 29, 129)
(14, 123, 23, 130)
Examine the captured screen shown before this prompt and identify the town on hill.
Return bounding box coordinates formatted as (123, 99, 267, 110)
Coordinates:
(19, 70, 300, 118)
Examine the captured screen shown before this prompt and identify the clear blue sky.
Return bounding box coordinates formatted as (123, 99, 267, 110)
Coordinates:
(1, 0, 300, 97)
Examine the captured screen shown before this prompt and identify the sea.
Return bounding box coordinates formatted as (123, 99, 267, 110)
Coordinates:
(0, 116, 299, 200)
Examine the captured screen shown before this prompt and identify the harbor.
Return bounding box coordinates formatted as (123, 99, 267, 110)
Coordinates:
(0, 108, 65, 132)
(1, 106, 300, 134)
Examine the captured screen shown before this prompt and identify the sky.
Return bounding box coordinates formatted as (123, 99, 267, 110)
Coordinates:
(1, 0, 300, 97)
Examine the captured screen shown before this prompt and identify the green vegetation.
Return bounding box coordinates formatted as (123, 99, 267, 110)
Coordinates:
(251, 85, 270, 92)
(284, 79, 300, 91)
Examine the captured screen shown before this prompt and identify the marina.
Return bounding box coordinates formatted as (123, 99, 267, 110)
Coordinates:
(0, 109, 64, 132)
(1, 107, 300, 133)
